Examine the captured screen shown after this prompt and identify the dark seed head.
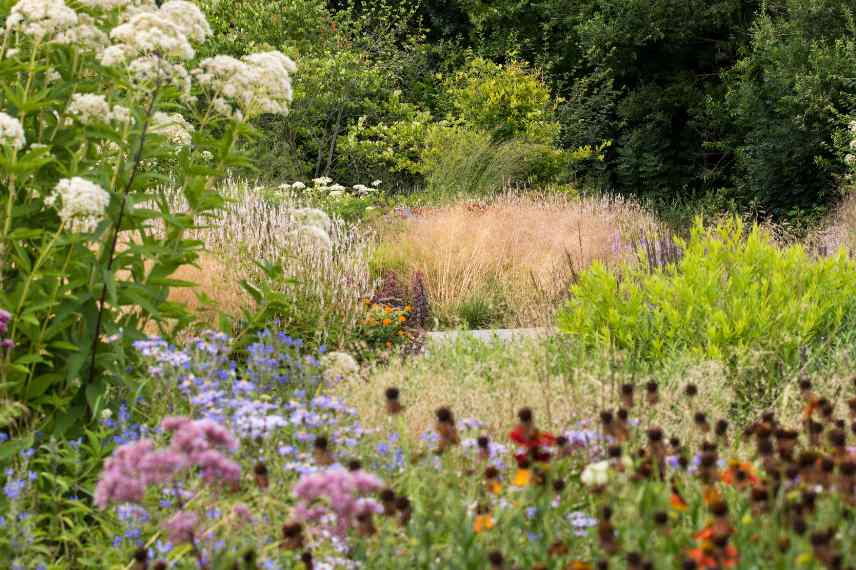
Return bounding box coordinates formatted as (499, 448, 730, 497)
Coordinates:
(646, 427, 663, 442)
(347, 459, 362, 472)
(313, 436, 328, 450)
(385, 387, 399, 401)
(477, 436, 489, 449)
(684, 384, 698, 398)
(253, 462, 268, 476)
(715, 419, 729, 436)
(517, 407, 533, 424)
(436, 407, 453, 423)
(709, 501, 728, 517)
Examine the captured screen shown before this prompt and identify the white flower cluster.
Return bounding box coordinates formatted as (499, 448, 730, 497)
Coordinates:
(287, 207, 332, 253)
(5, 0, 78, 39)
(127, 56, 193, 102)
(150, 111, 193, 146)
(67, 93, 132, 126)
(281, 178, 381, 200)
(320, 351, 358, 384)
(194, 51, 296, 120)
(77, 0, 133, 9)
(0, 112, 26, 150)
(104, 0, 209, 63)
(51, 13, 108, 51)
(45, 177, 111, 233)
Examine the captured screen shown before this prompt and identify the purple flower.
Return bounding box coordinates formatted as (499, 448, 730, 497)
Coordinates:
(163, 510, 199, 544)
(293, 467, 385, 538)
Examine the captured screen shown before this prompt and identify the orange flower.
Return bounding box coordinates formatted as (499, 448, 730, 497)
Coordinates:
(382, 318, 392, 326)
(721, 460, 759, 487)
(513, 468, 532, 487)
(688, 546, 718, 569)
(487, 480, 502, 494)
(567, 562, 593, 570)
(473, 514, 494, 533)
(398, 315, 406, 322)
(703, 485, 723, 506)
(384, 306, 393, 314)
(670, 492, 688, 512)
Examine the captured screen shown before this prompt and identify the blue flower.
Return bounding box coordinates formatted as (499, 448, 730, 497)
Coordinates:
(4, 479, 25, 500)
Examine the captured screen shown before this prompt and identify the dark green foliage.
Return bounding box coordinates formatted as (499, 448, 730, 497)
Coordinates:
(721, 1, 856, 216)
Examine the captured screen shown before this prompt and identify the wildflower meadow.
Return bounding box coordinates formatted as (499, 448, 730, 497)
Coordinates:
(2, 0, 856, 568)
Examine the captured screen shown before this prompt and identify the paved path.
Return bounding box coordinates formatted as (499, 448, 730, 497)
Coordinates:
(425, 327, 555, 346)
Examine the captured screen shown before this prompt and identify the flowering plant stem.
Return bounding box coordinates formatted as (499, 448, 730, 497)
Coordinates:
(85, 84, 161, 407)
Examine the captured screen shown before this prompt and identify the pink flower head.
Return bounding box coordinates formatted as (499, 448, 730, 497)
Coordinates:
(94, 439, 155, 509)
(95, 419, 241, 510)
(163, 510, 199, 544)
(139, 450, 188, 485)
(232, 503, 253, 527)
(195, 449, 241, 484)
(292, 466, 385, 538)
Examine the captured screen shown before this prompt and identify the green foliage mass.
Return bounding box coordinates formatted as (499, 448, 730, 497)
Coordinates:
(558, 217, 856, 371)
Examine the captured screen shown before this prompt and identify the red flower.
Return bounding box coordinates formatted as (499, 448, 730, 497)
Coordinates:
(509, 425, 556, 464)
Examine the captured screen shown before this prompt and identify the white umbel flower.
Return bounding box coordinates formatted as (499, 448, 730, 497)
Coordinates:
(0, 112, 26, 150)
(5, 0, 78, 39)
(67, 93, 132, 126)
(110, 11, 194, 60)
(194, 51, 295, 120)
(580, 460, 610, 488)
(290, 224, 332, 253)
(290, 207, 331, 233)
(51, 13, 108, 50)
(77, 0, 132, 9)
(45, 177, 111, 233)
(127, 56, 192, 102)
(158, 0, 210, 43)
(320, 351, 358, 384)
(150, 111, 194, 146)
(291, 181, 306, 190)
(67, 93, 111, 124)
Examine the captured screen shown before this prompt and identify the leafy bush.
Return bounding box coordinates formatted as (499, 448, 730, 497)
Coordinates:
(0, 0, 296, 432)
(558, 218, 856, 377)
(721, 2, 856, 216)
(443, 56, 560, 144)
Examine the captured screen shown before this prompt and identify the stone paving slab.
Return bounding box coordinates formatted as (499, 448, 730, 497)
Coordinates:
(424, 327, 555, 346)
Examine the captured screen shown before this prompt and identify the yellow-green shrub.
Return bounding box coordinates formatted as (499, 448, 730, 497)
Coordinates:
(558, 218, 856, 368)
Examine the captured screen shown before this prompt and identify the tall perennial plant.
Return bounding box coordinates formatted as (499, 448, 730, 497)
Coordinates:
(0, 0, 296, 433)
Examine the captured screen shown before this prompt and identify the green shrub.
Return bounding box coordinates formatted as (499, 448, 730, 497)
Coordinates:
(558, 217, 856, 371)
(443, 56, 560, 144)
